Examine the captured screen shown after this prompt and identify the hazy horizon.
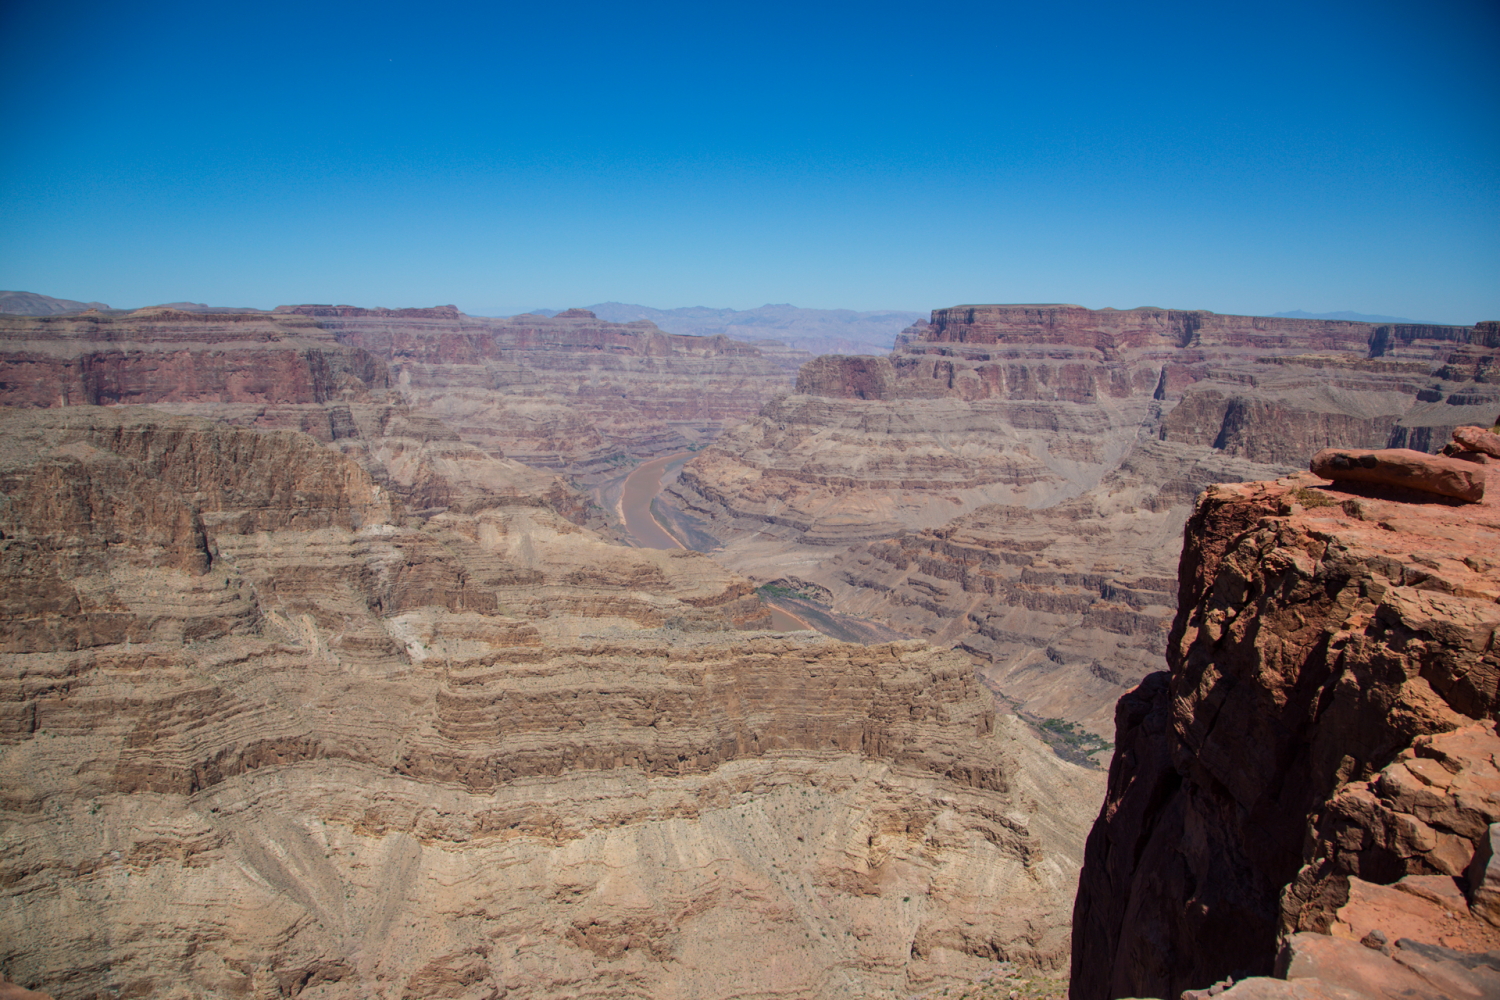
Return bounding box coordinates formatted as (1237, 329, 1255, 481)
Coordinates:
(2, 0, 1496, 325)
(0, 290, 1456, 329)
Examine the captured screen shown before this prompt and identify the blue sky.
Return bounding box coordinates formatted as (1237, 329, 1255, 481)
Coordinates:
(2, 0, 1496, 323)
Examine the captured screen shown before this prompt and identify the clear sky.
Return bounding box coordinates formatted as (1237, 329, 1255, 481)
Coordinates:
(2, 0, 1496, 323)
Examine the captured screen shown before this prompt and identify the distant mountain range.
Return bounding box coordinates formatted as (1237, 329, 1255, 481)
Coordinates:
(1271, 309, 1430, 324)
(0, 292, 265, 316)
(0, 291, 112, 315)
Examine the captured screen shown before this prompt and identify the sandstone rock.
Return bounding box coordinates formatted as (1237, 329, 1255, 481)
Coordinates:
(1468, 824, 1500, 926)
(1277, 933, 1451, 999)
(1310, 447, 1486, 502)
(0, 407, 1101, 998)
(1396, 874, 1472, 912)
(1330, 876, 1498, 952)
(1070, 464, 1500, 999)
(0, 981, 53, 1000)
(1210, 978, 1366, 1000)
(1454, 425, 1500, 459)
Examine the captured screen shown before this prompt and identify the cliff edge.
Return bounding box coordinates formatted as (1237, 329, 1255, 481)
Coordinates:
(1071, 456, 1500, 998)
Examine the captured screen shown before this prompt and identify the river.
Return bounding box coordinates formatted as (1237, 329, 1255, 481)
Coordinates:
(617, 453, 812, 632)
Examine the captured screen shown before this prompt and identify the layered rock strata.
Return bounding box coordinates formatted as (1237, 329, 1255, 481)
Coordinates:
(279, 305, 799, 472)
(1070, 462, 1500, 999)
(669, 306, 1499, 731)
(0, 407, 1101, 999)
(0, 304, 802, 481)
(0, 304, 625, 539)
(0, 307, 389, 408)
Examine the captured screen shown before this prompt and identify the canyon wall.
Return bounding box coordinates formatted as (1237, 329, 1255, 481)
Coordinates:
(0, 305, 620, 535)
(279, 305, 800, 472)
(0, 308, 390, 408)
(1070, 463, 1500, 999)
(0, 304, 801, 477)
(0, 404, 1102, 998)
(669, 305, 1499, 734)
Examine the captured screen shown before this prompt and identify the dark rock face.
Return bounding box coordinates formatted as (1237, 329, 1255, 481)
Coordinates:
(1070, 465, 1500, 999)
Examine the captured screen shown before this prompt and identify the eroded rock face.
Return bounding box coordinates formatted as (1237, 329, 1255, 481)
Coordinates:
(0, 308, 390, 407)
(287, 305, 801, 471)
(0, 304, 802, 479)
(1070, 463, 1500, 1000)
(0, 407, 1102, 999)
(669, 305, 1497, 731)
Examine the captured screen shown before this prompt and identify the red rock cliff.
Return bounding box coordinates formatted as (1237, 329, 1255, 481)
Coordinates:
(1070, 463, 1500, 999)
(0, 309, 388, 408)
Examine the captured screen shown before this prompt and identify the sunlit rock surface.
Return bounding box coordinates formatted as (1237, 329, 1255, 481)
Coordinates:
(671, 306, 1500, 733)
(0, 407, 1102, 999)
(1070, 463, 1500, 999)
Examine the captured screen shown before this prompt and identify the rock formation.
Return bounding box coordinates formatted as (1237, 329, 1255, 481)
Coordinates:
(0, 307, 389, 409)
(1310, 446, 1487, 502)
(668, 305, 1500, 733)
(0, 406, 1101, 998)
(1070, 460, 1500, 999)
(276, 305, 800, 472)
(0, 304, 802, 480)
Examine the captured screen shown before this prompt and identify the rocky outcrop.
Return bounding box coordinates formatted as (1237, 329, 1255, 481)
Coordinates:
(1454, 424, 1500, 458)
(1070, 462, 1500, 999)
(0, 407, 1101, 999)
(1310, 446, 1487, 501)
(668, 305, 1498, 731)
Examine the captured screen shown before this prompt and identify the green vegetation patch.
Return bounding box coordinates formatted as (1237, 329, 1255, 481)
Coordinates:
(1033, 717, 1113, 763)
(1290, 486, 1340, 509)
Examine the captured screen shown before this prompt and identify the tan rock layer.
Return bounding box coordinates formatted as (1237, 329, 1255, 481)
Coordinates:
(0, 408, 1101, 999)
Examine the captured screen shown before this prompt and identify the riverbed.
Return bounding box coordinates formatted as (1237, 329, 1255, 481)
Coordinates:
(616, 453, 812, 632)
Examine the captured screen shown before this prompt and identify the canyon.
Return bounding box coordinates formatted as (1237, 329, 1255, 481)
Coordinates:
(279, 305, 803, 473)
(0, 303, 802, 476)
(3, 293, 1498, 999)
(0, 303, 1101, 998)
(667, 305, 1500, 736)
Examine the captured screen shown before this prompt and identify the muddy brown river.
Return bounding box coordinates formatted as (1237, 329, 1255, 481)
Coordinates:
(617, 453, 811, 631)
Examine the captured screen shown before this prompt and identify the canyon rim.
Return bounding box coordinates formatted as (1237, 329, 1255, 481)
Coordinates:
(0, 296, 1496, 999)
